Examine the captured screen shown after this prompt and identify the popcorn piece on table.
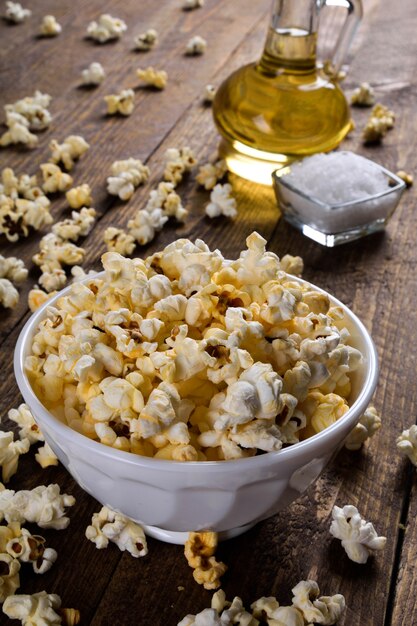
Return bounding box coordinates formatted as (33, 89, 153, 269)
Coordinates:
(0, 279, 19, 309)
(134, 28, 158, 51)
(128, 207, 168, 245)
(52, 208, 96, 243)
(33, 232, 86, 274)
(7, 403, 44, 444)
(0, 255, 27, 284)
(350, 82, 375, 107)
(3, 591, 80, 625)
(38, 268, 67, 293)
(35, 443, 59, 469)
(86, 505, 147, 557)
(86, 13, 127, 43)
(196, 159, 227, 190)
(203, 84, 216, 103)
(184, 531, 227, 590)
(107, 158, 150, 200)
(49, 135, 89, 170)
(0, 553, 20, 603)
(104, 227, 136, 255)
(39, 15, 61, 36)
(136, 67, 168, 90)
(292, 579, 346, 624)
(4, 1, 31, 23)
(66, 184, 92, 209)
(70, 265, 97, 283)
(5, 523, 57, 574)
(145, 182, 187, 221)
(41, 163, 73, 194)
(362, 103, 395, 144)
(104, 89, 135, 116)
(81, 62, 105, 86)
(397, 424, 417, 466)
(4, 91, 52, 131)
(0, 432, 30, 483)
(164, 146, 197, 186)
(28, 288, 57, 312)
(345, 405, 381, 450)
(0, 113, 38, 148)
(183, 0, 204, 9)
(330, 504, 386, 564)
(205, 183, 237, 218)
(185, 35, 207, 56)
(396, 170, 413, 188)
(0, 484, 75, 529)
(251, 596, 304, 625)
(0, 194, 52, 242)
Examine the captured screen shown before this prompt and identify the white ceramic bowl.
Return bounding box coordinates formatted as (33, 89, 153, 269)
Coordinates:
(14, 275, 378, 544)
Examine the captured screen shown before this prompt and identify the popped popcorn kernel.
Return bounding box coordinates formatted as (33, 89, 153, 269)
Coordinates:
(137, 66, 168, 90)
(127, 208, 168, 245)
(0, 113, 38, 148)
(35, 442, 59, 468)
(134, 28, 158, 51)
(86, 506, 148, 557)
(164, 147, 197, 186)
(184, 531, 227, 590)
(81, 61, 105, 86)
(0, 553, 20, 603)
(205, 183, 237, 218)
(292, 579, 346, 624)
(330, 504, 386, 564)
(183, 0, 204, 9)
(66, 183, 92, 209)
(87, 13, 127, 43)
(196, 160, 227, 190)
(203, 84, 216, 103)
(5, 523, 57, 574)
(0, 278, 19, 309)
(4, 1, 31, 23)
(0, 484, 75, 529)
(41, 163, 73, 194)
(4, 91, 52, 131)
(350, 82, 375, 107)
(107, 158, 150, 200)
(3, 591, 80, 625)
(145, 182, 187, 221)
(185, 35, 207, 56)
(39, 15, 62, 36)
(345, 405, 381, 450)
(49, 135, 89, 171)
(0, 432, 30, 482)
(104, 227, 136, 255)
(397, 424, 417, 466)
(362, 103, 395, 144)
(104, 89, 135, 116)
(0, 255, 27, 285)
(28, 288, 56, 312)
(7, 403, 44, 444)
(396, 170, 413, 187)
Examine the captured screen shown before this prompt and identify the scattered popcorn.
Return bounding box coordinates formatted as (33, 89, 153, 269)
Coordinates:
(0, 255, 27, 284)
(345, 405, 381, 450)
(0, 193, 52, 242)
(185, 35, 207, 56)
(0, 553, 20, 603)
(4, 1, 30, 23)
(107, 158, 150, 200)
(87, 13, 127, 43)
(35, 442, 59, 468)
(4, 91, 52, 131)
(0, 432, 30, 483)
(39, 15, 62, 36)
(396, 170, 413, 187)
(292, 580, 346, 624)
(205, 183, 237, 218)
(362, 103, 395, 144)
(0, 279, 19, 308)
(39, 267, 68, 293)
(70, 266, 97, 282)
(136, 66, 168, 90)
(86, 506, 147, 557)
(7, 404, 44, 445)
(33, 232, 86, 275)
(104, 227, 136, 255)
(52, 208, 96, 243)
(196, 159, 227, 190)
(5, 523, 57, 574)
(66, 183, 92, 209)
(145, 182, 187, 221)
(0, 113, 38, 148)
(184, 532, 227, 590)
(330, 504, 386, 564)
(3, 591, 80, 625)
(203, 84, 216, 103)
(28, 288, 56, 312)
(0, 484, 75, 529)
(127, 207, 168, 245)
(49, 135, 89, 171)
(81, 61, 105, 86)
(183, 0, 204, 8)
(41, 163, 73, 194)
(164, 146, 197, 186)
(397, 424, 417, 466)
(104, 89, 135, 116)
(134, 28, 158, 51)
(350, 82, 375, 107)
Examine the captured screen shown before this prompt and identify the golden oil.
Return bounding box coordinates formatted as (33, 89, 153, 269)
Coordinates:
(213, 28, 352, 185)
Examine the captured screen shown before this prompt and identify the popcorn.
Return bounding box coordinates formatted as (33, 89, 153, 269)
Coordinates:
(292, 580, 346, 624)
(7, 403, 44, 445)
(4, 1, 31, 23)
(134, 29, 158, 51)
(205, 183, 237, 218)
(81, 61, 105, 86)
(28, 288, 56, 312)
(39, 15, 62, 36)
(87, 14, 127, 43)
(0, 432, 30, 483)
(104, 227, 136, 255)
(0, 553, 20, 602)
(35, 443, 59, 468)
(345, 405, 381, 450)
(350, 82, 375, 107)
(0, 278, 19, 309)
(49, 135, 89, 171)
(203, 84, 216, 103)
(196, 160, 227, 190)
(104, 89, 135, 116)
(3, 591, 80, 625)
(330, 504, 386, 564)
(66, 184, 92, 209)
(0, 484, 75, 529)
(5, 523, 57, 573)
(136, 67, 168, 90)
(107, 158, 150, 200)
(145, 182, 187, 221)
(396, 170, 413, 188)
(41, 163, 73, 194)
(127, 208, 168, 245)
(184, 531, 227, 590)
(397, 424, 417, 466)
(362, 103, 395, 144)
(164, 147, 197, 186)
(38, 269, 67, 293)
(33, 233, 86, 273)
(4, 91, 52, 131)
(183, 0, 204, 8)
(186, 35, 207, 56)
(86, 506, 148, 557)
(0, 113, 38, 148)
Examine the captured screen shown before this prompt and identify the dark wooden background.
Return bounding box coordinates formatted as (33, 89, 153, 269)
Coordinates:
(1, 0, 417, 624)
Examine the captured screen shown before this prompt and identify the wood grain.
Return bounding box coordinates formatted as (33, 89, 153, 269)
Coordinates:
(1, 0, 417, 624)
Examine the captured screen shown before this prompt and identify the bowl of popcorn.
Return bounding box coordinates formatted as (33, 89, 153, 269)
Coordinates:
(14, 233, 378, 543)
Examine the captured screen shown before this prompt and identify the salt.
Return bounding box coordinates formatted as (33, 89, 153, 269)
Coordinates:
(284, 151, 389, 205)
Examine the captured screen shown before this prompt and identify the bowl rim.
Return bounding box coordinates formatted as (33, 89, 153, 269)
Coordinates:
(272, 151, 406, 210)
(14, 272, 379, 472)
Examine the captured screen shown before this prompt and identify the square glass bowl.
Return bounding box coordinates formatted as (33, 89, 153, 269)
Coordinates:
(272, 155, 406, 247)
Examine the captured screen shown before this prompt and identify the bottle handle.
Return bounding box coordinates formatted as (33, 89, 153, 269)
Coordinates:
(324, 0, 363, 75)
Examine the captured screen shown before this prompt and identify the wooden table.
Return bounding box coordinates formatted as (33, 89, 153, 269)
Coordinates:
(1, 0, 416, 624)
